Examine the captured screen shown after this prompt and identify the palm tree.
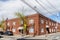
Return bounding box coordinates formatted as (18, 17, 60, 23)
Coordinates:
(15, 12, 27, 35)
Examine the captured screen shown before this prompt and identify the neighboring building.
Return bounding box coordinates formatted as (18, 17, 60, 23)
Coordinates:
(3, 13, 60, 36)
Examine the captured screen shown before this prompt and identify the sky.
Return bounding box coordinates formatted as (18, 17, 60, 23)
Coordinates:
(0, 0, 60, 23)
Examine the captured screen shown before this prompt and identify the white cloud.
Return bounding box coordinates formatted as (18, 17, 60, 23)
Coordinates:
(0, 0, 60, 22)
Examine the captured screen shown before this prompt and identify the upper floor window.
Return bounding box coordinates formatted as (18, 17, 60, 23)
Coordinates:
(46, 25, 49, 28)
(13, 22, 16, 25)
(56, 23, 58, 26)
(46, 21, 48, 25)
(20, 20, 23, 24)
(49, 22, 51, 25)
(41, 28, 44, 33)
(40, 19, 44, 24)
(29, 19, 34, 24)
(7, 22, 10, 26)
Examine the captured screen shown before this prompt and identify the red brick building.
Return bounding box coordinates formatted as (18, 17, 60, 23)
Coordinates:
(4, 13, 60, 36)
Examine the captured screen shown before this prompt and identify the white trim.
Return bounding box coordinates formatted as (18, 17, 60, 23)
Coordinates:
(18, 27, 23, 30)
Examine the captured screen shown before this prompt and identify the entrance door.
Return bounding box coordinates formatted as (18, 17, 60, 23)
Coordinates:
(18, 27, 23, 34)
(46, 25, 50, 33)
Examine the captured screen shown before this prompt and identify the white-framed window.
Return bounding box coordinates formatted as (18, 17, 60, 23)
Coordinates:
(55, 26, 57, 29)
(40, 19, 44, 24)
(56, 23, 58, 26)
(49, 22, 51, 25)
(41, 28, 44, 33)
(52, 22, 53, 26)
(29, 19, 34, 24)
(54, 29, 56, 32)
(12, 28, 16, 32)
(54, 23, 56, 26)
(13, 22, 16, 25)
(46, 21, 48, 25)
(46, 25, 49, 28)
(20, 20, 23, 24)
(7, 22, 10, 26)
(49, 29, 51, 32)
(52, 29, 53, 32)
(29, 26, 34, 33)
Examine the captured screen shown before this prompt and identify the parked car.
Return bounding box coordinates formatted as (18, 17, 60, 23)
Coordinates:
(0, 31, 4, 35)
(0, 36, 3, 38)
(4, 31, 13, 36)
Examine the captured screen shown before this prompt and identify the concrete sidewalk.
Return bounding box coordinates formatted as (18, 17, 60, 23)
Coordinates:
(1, 32, 60, 40)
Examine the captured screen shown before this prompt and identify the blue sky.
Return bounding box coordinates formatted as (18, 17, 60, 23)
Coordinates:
(0, 0, 60, 23)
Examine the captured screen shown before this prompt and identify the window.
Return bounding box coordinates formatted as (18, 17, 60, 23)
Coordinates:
(52, 22, 53, 26)
(54, 29, 56, 32)
(20, 20, 23, 24)
(41, 19, 44, 24)
(49, 22, 51, 25)
(29, 19, 34, 24)
(49, 29, 51, 32)
(56, 23, 58, 26)
(41, 28, 44, 33)
(7, 22, 10, 26)
(46, 21, 48, 25)
(46, 25, 49, 28)
(55, 26, 57, 29)
(12, 28, 16, 32)
(29, 26, 34, 33)
(13, 22, 16, 25)
(52, 29, 53, 32)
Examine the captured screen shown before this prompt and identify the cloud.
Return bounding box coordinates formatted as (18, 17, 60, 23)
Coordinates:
(0, 0, 60, 22)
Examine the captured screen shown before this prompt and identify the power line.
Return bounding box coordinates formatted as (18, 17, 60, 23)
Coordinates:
(45, 0, 59, 13)
(21, 0, 59, 23)
(21, 0, 43, 15)
(45, 0, 59, 23)
(35, 0, 58, 17)
(38, 0, 57, 13)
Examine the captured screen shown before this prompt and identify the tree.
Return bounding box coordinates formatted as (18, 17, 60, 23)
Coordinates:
(0, 17, 5, 31)
(15, 12, 27, 35)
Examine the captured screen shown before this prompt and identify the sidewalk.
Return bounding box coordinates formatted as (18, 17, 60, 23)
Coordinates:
(1, 32, 60, 40)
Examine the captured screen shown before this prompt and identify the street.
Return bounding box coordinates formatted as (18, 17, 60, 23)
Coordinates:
(0, 32, 60, 40)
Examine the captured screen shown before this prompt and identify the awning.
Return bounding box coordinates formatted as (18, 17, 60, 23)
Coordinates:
(18, 27, 23, 30)
(46, 25, 49, 28)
